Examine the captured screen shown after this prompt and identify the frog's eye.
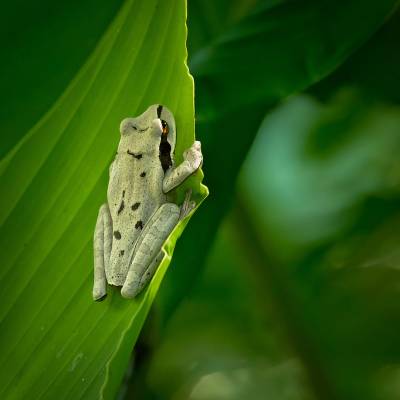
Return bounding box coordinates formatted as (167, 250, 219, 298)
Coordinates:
(120, 118, 138, 135)
(161, 120, 169, 136)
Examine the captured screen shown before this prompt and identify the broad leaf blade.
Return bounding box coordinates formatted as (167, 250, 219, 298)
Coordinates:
(0, 0, 124, 158)
(0, 0, 207, 399)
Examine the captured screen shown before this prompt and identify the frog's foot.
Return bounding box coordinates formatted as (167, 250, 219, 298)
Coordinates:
(93, 204, 113, 301)
(179, 189, 196, 220)
(183, 141, 203, 172)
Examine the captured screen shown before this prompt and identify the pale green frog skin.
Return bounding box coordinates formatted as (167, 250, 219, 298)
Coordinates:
(93, 104, 202, 300)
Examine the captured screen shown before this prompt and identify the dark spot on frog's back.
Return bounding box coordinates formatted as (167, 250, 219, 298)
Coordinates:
(114, 231, 121, 240)
(135, 220, 143, 230)
(140, 172, 146, 177)
(120, 250, 125, 256)
(117, 199, 125, 215)
(127, 150, 142, 159)
(157, 105, 163, 118)
(131, 202, 140, 211)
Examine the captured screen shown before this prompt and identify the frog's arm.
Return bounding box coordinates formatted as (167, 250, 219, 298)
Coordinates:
(163, 141, 202, 193)
(163, 160, 194, 193)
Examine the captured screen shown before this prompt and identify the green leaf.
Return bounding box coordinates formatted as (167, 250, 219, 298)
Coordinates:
(191, 0, 400, 115)
(0, 0, 124, 158)
(0, 0, 207, 399)
(311, 8, 400, 105)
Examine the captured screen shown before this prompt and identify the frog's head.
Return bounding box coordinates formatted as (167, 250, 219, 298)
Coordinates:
(118, 104, 176, 157)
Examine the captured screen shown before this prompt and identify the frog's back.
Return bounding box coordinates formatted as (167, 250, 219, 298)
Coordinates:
(106, 151, 166, 286)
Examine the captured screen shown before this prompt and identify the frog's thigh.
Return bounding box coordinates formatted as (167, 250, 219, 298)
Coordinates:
(121, 203, 179, 299)
(93, 204, 112, 301)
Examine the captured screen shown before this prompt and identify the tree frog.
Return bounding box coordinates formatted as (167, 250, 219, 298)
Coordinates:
(93, 104, 202, 301)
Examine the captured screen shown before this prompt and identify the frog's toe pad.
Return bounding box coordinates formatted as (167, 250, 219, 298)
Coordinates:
(121, 284, 140, 299)
(93, 289, 107, 302)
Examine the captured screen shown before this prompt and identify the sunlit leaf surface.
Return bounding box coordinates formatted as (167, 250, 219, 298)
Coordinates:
(0, 0, 207, 399)
(0, 0, 124, 158)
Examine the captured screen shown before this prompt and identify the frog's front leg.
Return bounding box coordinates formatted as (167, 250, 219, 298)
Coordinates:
(93, 204, 112, 301)
(163, 141, 203, 193)
(121, 203, 180, 299)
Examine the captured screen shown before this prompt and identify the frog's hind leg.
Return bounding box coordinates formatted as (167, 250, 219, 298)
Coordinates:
(134, 250, 164, 296)
(93, 204, 112, 301)
(121, 203, 180, 299)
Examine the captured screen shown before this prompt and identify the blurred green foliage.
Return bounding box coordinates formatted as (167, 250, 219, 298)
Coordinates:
(132, 2, 400, 400)
(1, 0, 400, 399)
